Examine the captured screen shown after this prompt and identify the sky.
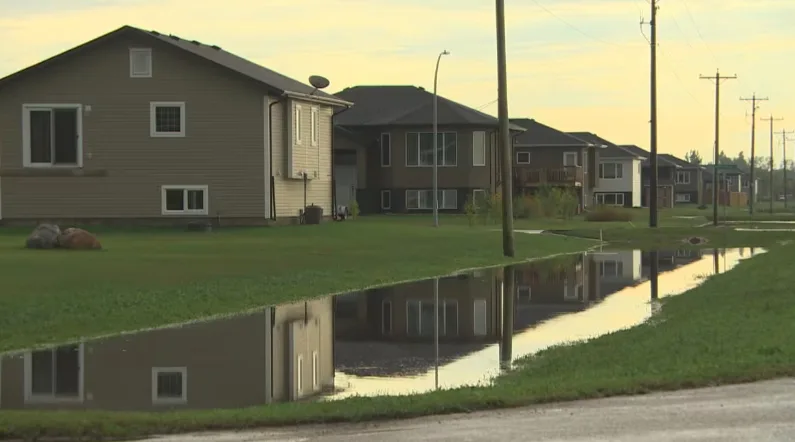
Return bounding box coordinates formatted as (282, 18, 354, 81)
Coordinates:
(2, 0, 794, 161)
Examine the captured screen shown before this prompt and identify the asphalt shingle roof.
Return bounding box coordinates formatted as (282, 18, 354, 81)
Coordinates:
(510, 119, 592, 147)
(569, 132, 643, 158)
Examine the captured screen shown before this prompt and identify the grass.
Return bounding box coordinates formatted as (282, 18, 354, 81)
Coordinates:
(1, 237, 792, 441)
(558, 225, 794, 249)
(0, 220, 596, 354)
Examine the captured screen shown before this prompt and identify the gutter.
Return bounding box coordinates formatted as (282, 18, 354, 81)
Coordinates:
(284, 90, 353, 108)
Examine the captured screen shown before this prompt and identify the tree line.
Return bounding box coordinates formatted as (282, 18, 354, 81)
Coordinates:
(684, 149, 793, 199)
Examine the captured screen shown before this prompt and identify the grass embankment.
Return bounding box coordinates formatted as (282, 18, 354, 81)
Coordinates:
(1, 239, 791, 440)
(0, 220, 594, 353)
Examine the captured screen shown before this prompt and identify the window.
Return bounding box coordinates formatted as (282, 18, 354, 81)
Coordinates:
(675, 193, 691, 203)
(22, 104, 82, 168)
(676, 249, 693, 258)
(473, 299, 487, 336)
(516, 151, 531, 164)
(595, 193, 625, 206)
(150, 102, 185, 137)
(563, 152, 579, 166)
(407, 300, 459, 337)
(406, 189, 457, 210)
(563, 281, 581, 301)
(599, 162, 624, 179)
(25, 344, 82, 402)
(312, 351, 319, 391)
(161, 185, 209, 215)
(296, 355, 304, 394)
(517, 285, 531, 300)
(381, 190, 391, 210)
(406, 132, 457, 166)
(600, 260, 624, 277)
(380, 133, 391, 167)
(472, 131, 486, 166)
(472, 189, 487, 207)
(151, 367, 187, 404)
(382, 301, 393, 335)
(294, 105, 303, 145)
(676, 171, 690, 184)
(130, 48, 152, 78)
(310, 107, 319, 146)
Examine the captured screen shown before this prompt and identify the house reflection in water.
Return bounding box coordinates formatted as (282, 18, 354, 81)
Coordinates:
(0, 298, 334, 411)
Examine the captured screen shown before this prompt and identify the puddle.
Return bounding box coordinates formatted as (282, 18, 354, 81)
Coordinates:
(0, 248, 763, 411)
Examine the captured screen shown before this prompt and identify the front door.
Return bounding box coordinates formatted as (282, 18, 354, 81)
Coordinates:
(335, 165, 357, 209)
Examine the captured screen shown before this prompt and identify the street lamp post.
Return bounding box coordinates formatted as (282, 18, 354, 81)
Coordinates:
(433, 50, 450, 227)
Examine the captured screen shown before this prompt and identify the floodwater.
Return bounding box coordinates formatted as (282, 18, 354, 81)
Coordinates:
(0, 248, 763, 412)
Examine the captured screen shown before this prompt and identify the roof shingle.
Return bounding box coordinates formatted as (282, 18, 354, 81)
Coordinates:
(510, 119, 592, 147)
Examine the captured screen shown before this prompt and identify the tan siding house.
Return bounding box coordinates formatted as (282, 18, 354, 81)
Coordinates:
(0, 25, 351, 226)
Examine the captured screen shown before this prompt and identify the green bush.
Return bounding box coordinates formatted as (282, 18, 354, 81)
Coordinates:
(584, 206, 634, 222)
(535, 186, 579, 219)
(349, 200, 360, 219)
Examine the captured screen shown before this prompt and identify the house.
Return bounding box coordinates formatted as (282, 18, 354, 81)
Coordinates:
(590, 250, 643, 293)
(702, 164, 750, 206)
(509, 119, 603, 210)
(658, 154, 704, 205)
(0, 25, 352, 226)
(332, 86, 525, 214)
(615, 145, 679, 208)
(0, 298, 333, 410)
(568, 132, 645, 208)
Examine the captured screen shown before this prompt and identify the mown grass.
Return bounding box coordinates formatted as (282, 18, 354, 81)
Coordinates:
(1, 240, 792, 441)
(0, 221, 595, 354)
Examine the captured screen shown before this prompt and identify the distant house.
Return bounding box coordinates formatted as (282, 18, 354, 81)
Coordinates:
(568, 132, 645, 208)
(0, 25, 352, 226)
(702, 164, 753, 205)
(332, 86, 525, 214)
(613, 145, 678, 208)
(659, 154, 705, 205)
(509, 119, 604, 210)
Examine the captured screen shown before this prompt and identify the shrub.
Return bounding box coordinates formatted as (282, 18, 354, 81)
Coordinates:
(535, 186, 579, 219)
(348, 200, 360, 219)
(464, 196, 478, 227)
(513, 194, 542, 219)
(584, 206, 634, 222)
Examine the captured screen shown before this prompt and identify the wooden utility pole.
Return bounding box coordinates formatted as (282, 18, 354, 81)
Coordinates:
(777, 129, 795, 208)
(647, 0, 659, 227)
(495, 0, 514, 257)
(761, 115, 783, 213)
(740, 94, 768, 214)
(700, 70, 737, 225)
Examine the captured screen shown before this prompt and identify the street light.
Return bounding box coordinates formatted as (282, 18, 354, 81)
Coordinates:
(433, 50, 450, 227)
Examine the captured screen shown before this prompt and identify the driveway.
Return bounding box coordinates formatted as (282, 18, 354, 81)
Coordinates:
(140, 379, 795, 442)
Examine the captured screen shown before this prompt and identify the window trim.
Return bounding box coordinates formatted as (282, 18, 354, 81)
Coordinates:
(599, 162, 624, 179)
(517, 285, 531, 300)
(161, 185, 209, 216)
(21, 103, 84, 168)
(406, 299, 460, 337)
(129, 47, 153, 78)
(296, 354, 304, 395)
(380, 190, 392, 210)
(310, 107, 319, 146)
(380, 133, 391, 167)
(23, 343, 85, 404)
(405, 189, 458, 210)
(312, 351, 319, 391)
(295, 104, 303, 145)
(676, 171, 691, 184)
(676, 193, 692, 203)
(150, 101, 186, 138)
(599, 260, 623, 277)
(151, 367, 188, 405)
(382, 300, 393, 335)
(595, 192, 625, 207)
(563, 152, 579, 167)
(472, 131, 486, 166)
(516, 151, 531, 165)
(404, 131, 458, 167)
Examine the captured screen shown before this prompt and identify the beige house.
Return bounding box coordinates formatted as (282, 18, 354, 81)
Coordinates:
(0, 25, 352, 226)
(0, 298, 333, 410)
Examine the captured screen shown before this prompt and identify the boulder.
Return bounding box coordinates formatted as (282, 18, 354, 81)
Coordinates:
(25, 224, 61, 249)
(57, 227, 102, 250)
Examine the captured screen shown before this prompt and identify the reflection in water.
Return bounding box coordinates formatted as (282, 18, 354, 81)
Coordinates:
(0, 248, 764, 411)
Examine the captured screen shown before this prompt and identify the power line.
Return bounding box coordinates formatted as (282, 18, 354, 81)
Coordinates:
(530, 0, 641, 48)
(740, 94, 768, 214)
(700, 70, 737, 225)
(761, 115, 784, 212)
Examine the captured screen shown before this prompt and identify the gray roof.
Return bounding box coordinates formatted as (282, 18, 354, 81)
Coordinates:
(617, 144, 650, 158)
(510, 119, 593, 147)
(659, 153, 702, 169)
(0, 25, 351, 107)
(569, 132, 643, 158)
(333, 86, 524, 130)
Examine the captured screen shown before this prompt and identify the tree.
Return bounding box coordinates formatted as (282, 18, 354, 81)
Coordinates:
(685, 149, 702, 165)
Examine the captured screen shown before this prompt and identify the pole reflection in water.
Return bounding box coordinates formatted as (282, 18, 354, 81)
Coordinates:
(500, 265, 515, 371)
(650, 250, 659, 301)
(434, 277, 439, 390)
(713, 249, 720, 274)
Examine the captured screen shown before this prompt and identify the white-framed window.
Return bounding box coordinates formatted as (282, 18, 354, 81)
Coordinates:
(599, 260, 624, 277)
(294, 104, 303, 145)
(406, 189, 457, 210)
(599, 162, 623, 179)
(24, 344, 84, 403)
(517, 285, 531, 300)
(563, 280, 581, 301)
(22, 104, 83, 168)
(406, 132, 457, 166)
(161, 185, 209, 215)
(676, 193, 691, 203)
(380, 133, 391, 167)
(150, 102, 185, 137)
(382, 300, 393, 335)
(151, 367, 187, 405)
(296, 355, 304, 395)
(473, 299, 487, 337)
(676, 249, 694, 257)
(563, 152, 579, 166)
(380, 190, 391, 210)
(406, 300, 459, 337)
(472, 131, 486, 166)
(312, 351, 319, 391)
(676, 171, 690, 184)
(310, 107, 319, 146)
(516, 151, 531, 164)
(472, 189, 487, 207)
(129, 48, 152, 78)
(595, 193, 625, 206)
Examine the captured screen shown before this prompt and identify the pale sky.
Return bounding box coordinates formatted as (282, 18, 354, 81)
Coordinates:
(2, 0, 794, 161)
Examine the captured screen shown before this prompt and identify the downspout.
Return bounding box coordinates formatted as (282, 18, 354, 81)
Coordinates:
(330, 105, 353, 216)
(269, 98, 283, 221)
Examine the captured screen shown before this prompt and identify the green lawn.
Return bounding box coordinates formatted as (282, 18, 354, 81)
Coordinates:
(0, 221, 596, 353)
(2, 234, 792, 441)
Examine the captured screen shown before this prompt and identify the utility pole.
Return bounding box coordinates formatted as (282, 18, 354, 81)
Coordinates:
(647, 0, 659, 227)
(740, 94, 768, 214)
(495, 0, 514, 257)
(777, 129, 795, 208)
(761, 115, 783, 213)
(700, 70, 737, 226)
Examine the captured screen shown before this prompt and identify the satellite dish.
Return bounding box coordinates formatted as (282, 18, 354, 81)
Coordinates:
(308, 75, 330, 90)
